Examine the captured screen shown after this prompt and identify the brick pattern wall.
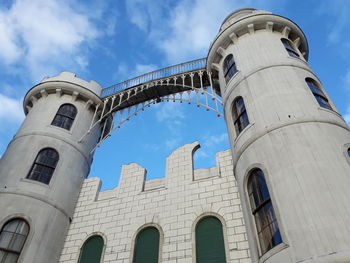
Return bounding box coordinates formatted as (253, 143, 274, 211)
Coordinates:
(58, 141, 251, 262)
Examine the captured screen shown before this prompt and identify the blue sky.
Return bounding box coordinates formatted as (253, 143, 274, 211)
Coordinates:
(0, 0, 349, 190)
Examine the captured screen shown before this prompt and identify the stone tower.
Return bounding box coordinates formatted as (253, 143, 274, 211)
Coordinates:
(0, 72, 102, 262)
(207, 8, 350, 263)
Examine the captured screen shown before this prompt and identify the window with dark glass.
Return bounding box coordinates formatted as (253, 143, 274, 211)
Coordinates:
(223, 54, 238, 83)
(347, 148, 350, 158)
(133, 227, 160, 263)
(248, 169, 282, 254)
(26, 148, 59, 184)
(51, 104, 77, 130)
(281, 38, 299, 58)
(305, 78, 332, 110)
(0, 218, 29, 263)
(78, 235, 104, 263)
(232, 96, 249, 135)
(195, 216, 227, 263)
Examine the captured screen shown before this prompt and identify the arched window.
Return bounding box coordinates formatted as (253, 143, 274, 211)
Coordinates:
(223, 54, 237, 83)
(0, 218, 29, 263)
(195, 216, 227, 263)
(133, 227, 160, 263)
(281, 38, 299, 58)
(248, 169, 282, 254)
(78, 235, 104, 263)
(51, 104, 77, 130)
(305, 78, 332, 110)
(232, 96, 249, 135)
(27, 148, 59, 184)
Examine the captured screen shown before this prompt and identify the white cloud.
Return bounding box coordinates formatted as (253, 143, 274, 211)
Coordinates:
(133, 64, 158, 77)
(0, 0, 113, 80)
(0, 94, 24, 123)
(317, 0, 350, 44)
(159, 0, 241, 63)
(114, 63, 159, 82)
(165, 138, 180, 150)
(193, 150, 209, 162)
(202, 133, 228, 148)
(126, 0, 254, 64)
(156, 102, 185, 122)
(125, 0, 169, 36)
(193, 132, 229, 166)
(126, 0, 150, 32)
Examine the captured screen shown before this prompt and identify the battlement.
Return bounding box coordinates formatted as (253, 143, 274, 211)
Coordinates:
(80, 141, 233, 203)
(40, 71, 102, 96)
(23, 71, 102, 114)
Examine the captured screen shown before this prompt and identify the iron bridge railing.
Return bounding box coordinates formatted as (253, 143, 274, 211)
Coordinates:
(101, 58, 207, 98)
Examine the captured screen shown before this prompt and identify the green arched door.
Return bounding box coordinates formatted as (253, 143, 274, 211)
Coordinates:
(78, 235, 104, 263)
(196, 216, 227, 263)
(133, 227, 160, 263)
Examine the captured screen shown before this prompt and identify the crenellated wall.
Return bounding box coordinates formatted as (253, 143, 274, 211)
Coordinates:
(58, 142, 251, 262)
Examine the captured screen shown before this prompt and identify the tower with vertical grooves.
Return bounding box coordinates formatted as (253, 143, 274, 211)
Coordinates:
(207, 8, 350, 263)
(0, 72, 102, 262)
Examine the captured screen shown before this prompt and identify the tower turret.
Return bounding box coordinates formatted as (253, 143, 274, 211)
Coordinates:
(208, 8, 350, 263)
(0, 72, 102, 262)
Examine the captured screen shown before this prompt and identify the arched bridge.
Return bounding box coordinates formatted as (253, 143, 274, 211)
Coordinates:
(79, 58, 223, 152)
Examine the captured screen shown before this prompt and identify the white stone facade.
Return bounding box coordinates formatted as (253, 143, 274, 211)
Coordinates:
(58, 142, 251, 263)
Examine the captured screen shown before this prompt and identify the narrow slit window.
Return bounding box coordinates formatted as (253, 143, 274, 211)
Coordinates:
(0, 218, 29, 263)
(51, 104, 77, 130)
(305, 78, 332, 110)
(281, 38, 299, 58)
(248, 169, 282, 254)
(223, 54, 238, 83)
(27, 148, 59, 184)
(232, 96, 249, 135)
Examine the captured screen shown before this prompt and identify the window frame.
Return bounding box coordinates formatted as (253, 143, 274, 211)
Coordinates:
(0, 218, 29, 263)
(51, 103, 77, 131)
(232, 96, 250, 136)
(26, 148, 59, 185)
(247, 168, 282, 256)
(223, 54, 238, 84)
(281, 38, 300, 58)
(305, 78, 332, 110)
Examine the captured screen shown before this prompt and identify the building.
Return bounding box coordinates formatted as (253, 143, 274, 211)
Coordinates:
(1, 7, 350, 263)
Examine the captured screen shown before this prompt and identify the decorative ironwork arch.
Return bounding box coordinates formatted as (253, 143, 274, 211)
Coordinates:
(78, 59, 223, 153)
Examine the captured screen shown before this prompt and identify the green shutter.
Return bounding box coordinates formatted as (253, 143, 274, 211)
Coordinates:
(133, 227, 160, 263)
(196, 217, 227, 263)
(79, 235, 104, 263)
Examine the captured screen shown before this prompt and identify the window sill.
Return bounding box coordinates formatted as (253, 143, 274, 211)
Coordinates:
(20, 178, 51, 189)
(225, 70, 240, 89)
(47, 124, 74, 135)
(259, 242, 289, 263)
(287, 55, 307, 65)
(234, 122, 255, 143)
(318, 106, 343, 119)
